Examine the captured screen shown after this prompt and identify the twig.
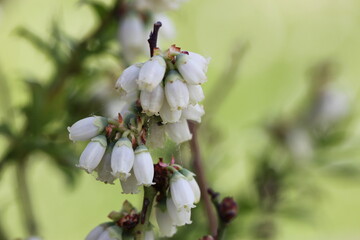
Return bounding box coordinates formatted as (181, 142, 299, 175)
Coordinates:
(147, 21, 162, 57)
(16, 161, 39, 236)
(134, 186, 157, 240)
(188, 121, 218, 236)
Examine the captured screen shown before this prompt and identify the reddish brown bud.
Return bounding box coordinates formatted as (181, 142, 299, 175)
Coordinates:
(117, 210, 139, 230)
(219, 197, 238, 224)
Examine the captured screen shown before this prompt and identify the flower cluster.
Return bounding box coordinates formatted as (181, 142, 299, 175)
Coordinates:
(116, 45, 209, 145)
(153, 160, 200, 237)
(68, 114, 155, 190)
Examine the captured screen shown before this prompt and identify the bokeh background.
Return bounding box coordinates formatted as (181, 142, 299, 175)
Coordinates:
(1, 0, 360, 239)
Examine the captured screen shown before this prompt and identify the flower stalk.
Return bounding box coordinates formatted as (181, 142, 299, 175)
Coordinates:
(134, 186, 157, 240)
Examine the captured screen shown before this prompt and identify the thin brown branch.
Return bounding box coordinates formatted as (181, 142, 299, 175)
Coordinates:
(147, 21, 162, 57)
(188, 121, 218, 236)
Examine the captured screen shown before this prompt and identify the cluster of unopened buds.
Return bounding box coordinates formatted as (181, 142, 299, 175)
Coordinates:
(85, 159, 200, 239)
(116, 44, 209, 145)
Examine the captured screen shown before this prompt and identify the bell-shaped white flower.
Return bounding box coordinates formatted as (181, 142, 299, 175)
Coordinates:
(188, 51, 210, 73)
(85, 223, 112, 240)
(77, 135, 107, 173)
(147, 120, 166, 149)
(120, 170, 140, 194)
(179, 168, 201, 203)
(68, 116, 108, 142)
(97, 225, 123, 240)
(159, 100, 182, 124)
(111, 138, 134, 180)
(155, 207, 177, 237)
(118, 13, 146, 62)
(188, 178, 201, 204)
(133, 145, 154, 186)
(182, 104, 205, 123)
(137, 55, 166, 91)
(165, 71, 189, 110)
(166, 120, 192, 144)
(115, 64, 142, 95)
(170, 171, 195, 210)
(166, 197, 192, 226)
(140, 84, 165, 115)
(175, 53, 207, 85)
(188, 84, 205, 104)
(95, 150, 117, 184)
(144, 229, 155, 240)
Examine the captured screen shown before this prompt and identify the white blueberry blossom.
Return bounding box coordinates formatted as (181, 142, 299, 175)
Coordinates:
(120, 170, 140, 194)
(181, 104, 205, 123)
(166, 120, 192, 144)
(140, 83, 165, 115)
(165, 71, 189, 110)
(166, 197, 192, 226)
(77, 135, 107, 173)
(170, 171, 195, 210)
(115, 64, 142, 95)
(175, 53, 207, 85)
(155, 207, 177, 237)
(133, 145, 154, 186)
(68, 116, 108, 142)
(137, 55, 166, 91)
(111, 138, 134, 180)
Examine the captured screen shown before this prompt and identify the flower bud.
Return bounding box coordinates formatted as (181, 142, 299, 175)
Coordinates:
(111, 138, 134, 180)
(182, 104, 205, 123)
(166, 197, 192, 226)
(133, 145, 154, 186)
(140, 84, 165, 115)
(170, 171, 195, 210)
(137, 55, 166, 92)
(175, 53, 207, 85)
(77, 135, 107, 173)
(159, 100, 182, 124)
(166, 120, 192, 144)
(115, 64, 142, 95)
(219, 197, 238, 224)
(188, 84, 205, 104)
(85, 223, 113, 240)
(68, 116, 108, 142)
(120, 170, 140, 194)
(97, 225, 123, 240)
(165, 71, 189, 110)
(147, 121, 166, 149)
(95, 149, 117, 184)
(155, 207, 177, 237)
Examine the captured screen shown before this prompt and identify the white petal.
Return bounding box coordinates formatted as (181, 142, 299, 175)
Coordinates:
(188, 84, 205, 104)
(159, 100, 182, 124)
(68, 116, 107, 142)
(166, 197, 192, 226)
(115, 64, 142, 94)
(98, 225, 122, 240)
(156, 207, 177, 237)
(111, 138, 134, 180)
(170, 172, 195, 210)
(140, 84, 165, 115)
(166, 120, 192, 144)
(188, 178, 201, 203)
(144, 230, 155, 240)
(137, 56, 166, 91)
(133, 145, 154, 186)
(188, 51, 210, 73)
(176, 53, 207, 85)
(95, 150, 117, 184)
(120, 170, 140, 194)
(78, 135, 107, 173)
(165, 71, 189, 110)
(85, 223, 111, 240)
(181, 104, 205, 123)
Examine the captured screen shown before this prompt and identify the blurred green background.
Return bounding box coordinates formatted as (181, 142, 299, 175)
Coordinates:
(1, 0, 360, 239)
